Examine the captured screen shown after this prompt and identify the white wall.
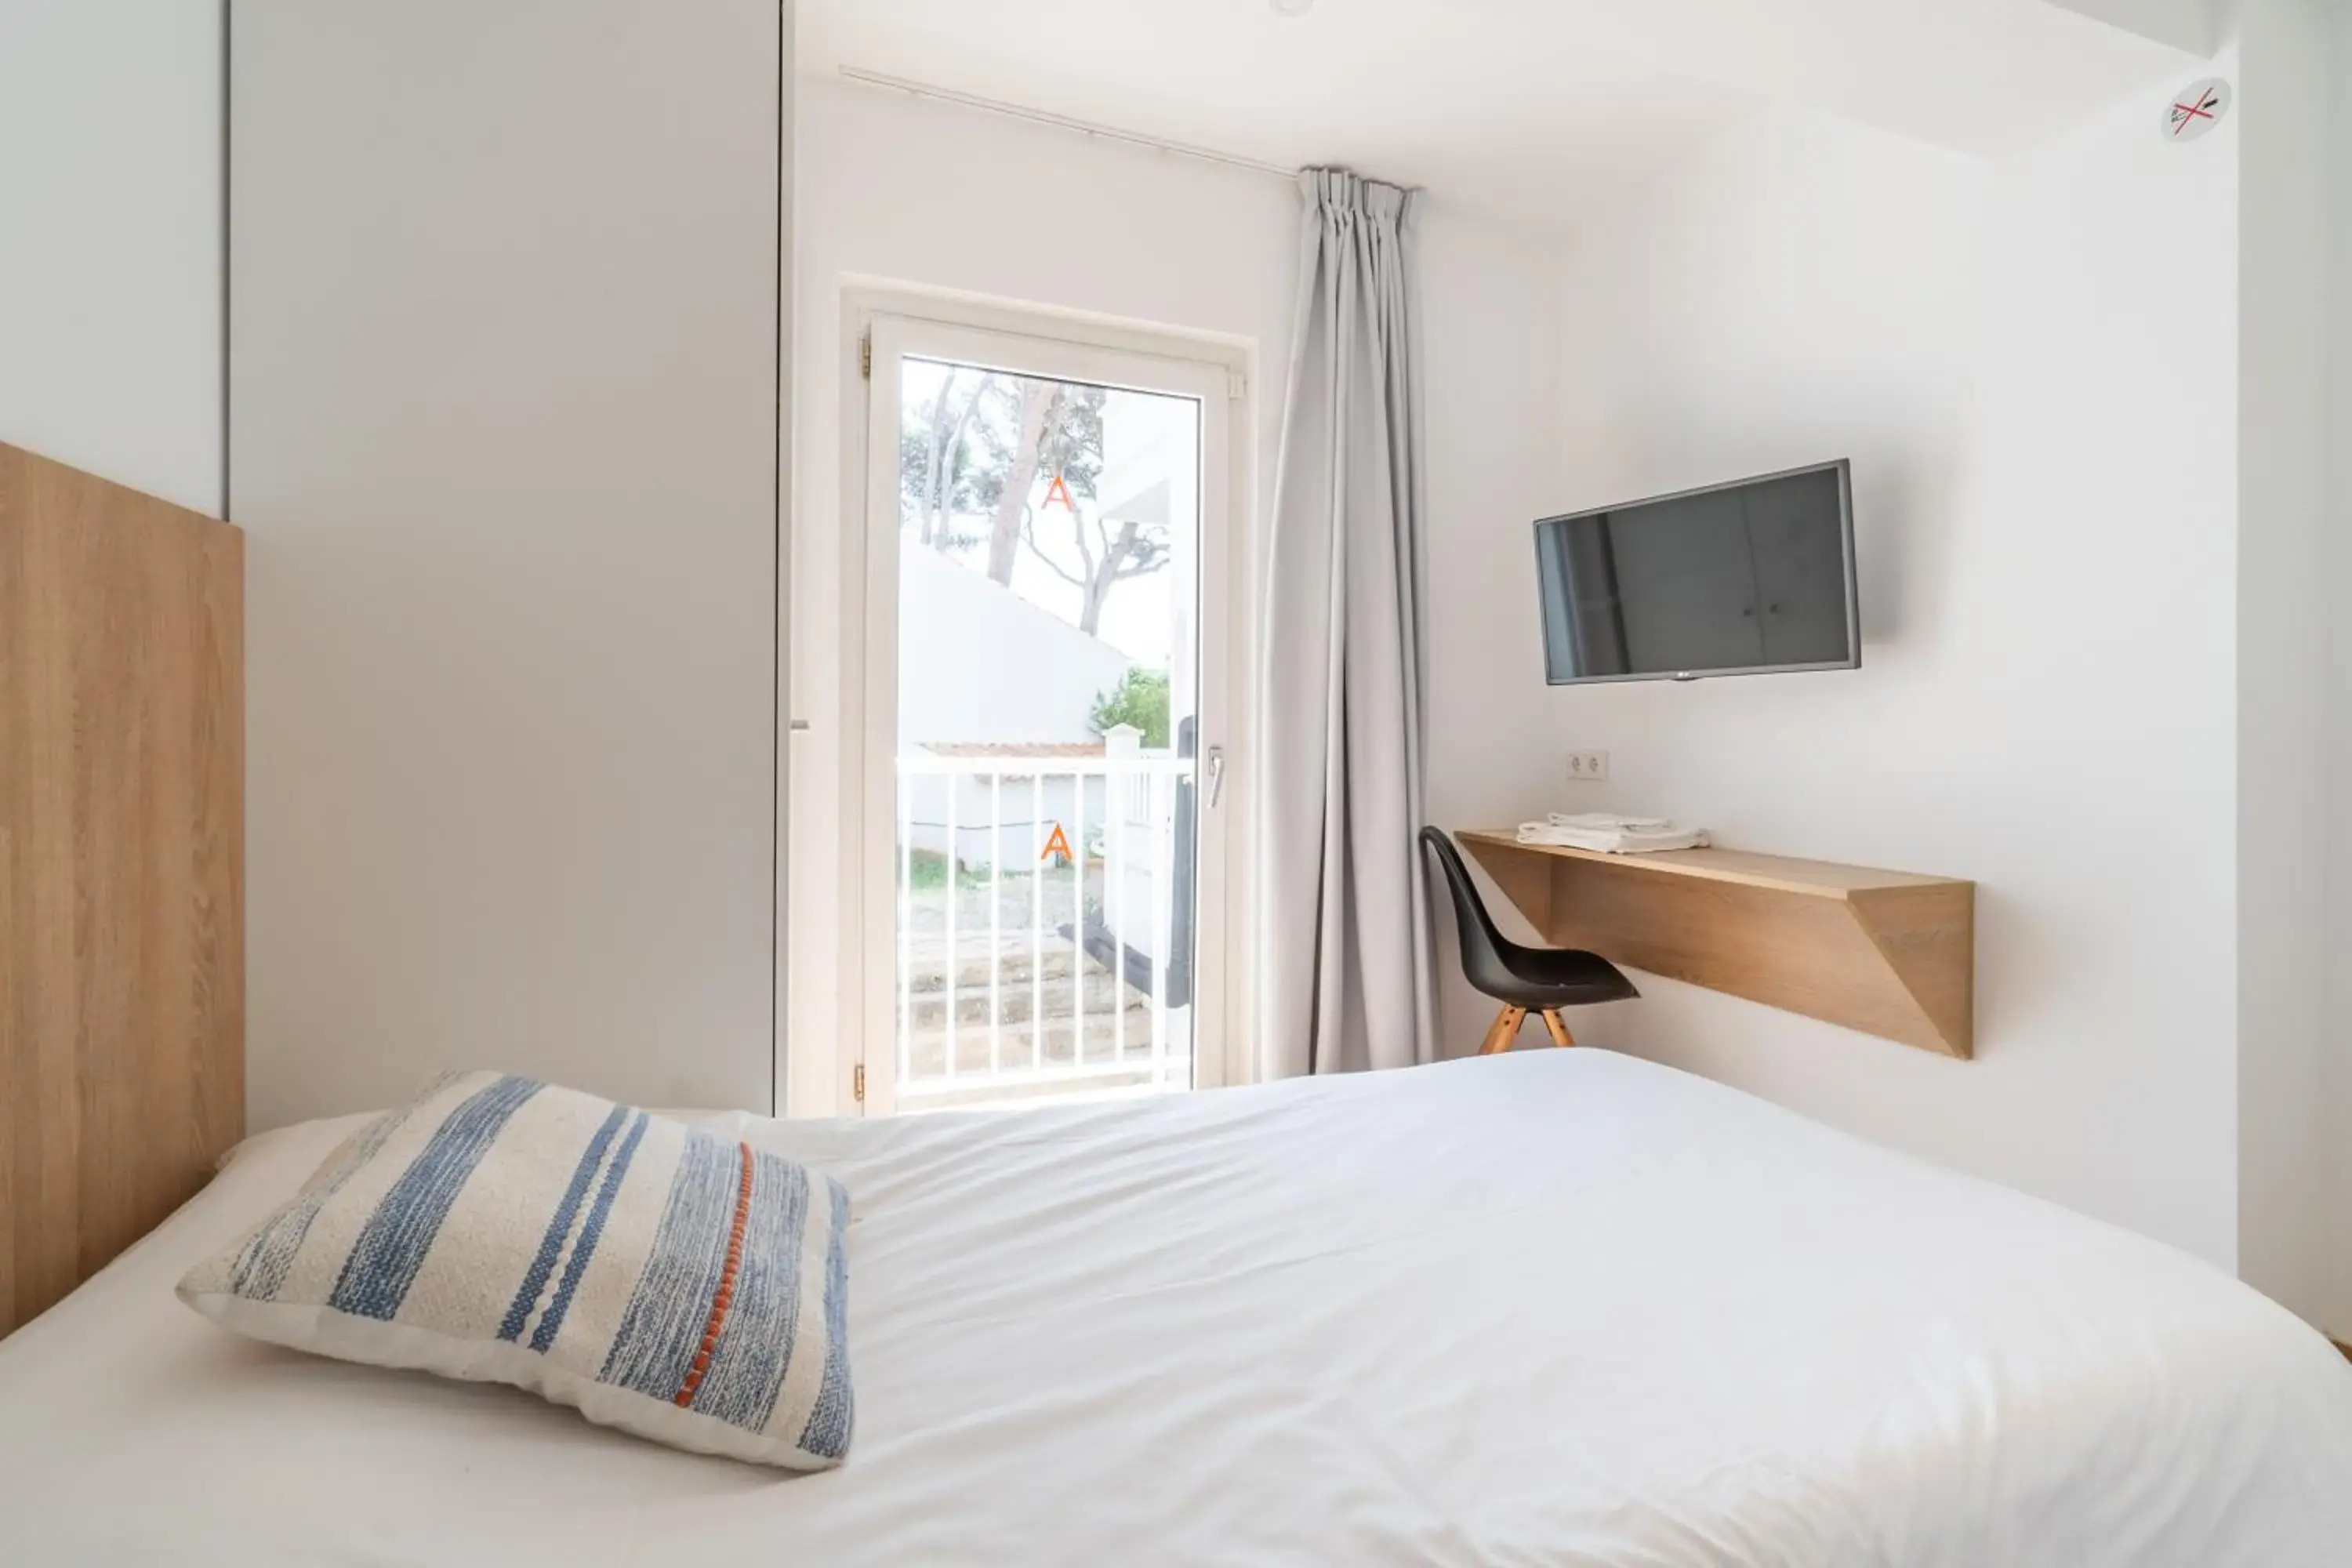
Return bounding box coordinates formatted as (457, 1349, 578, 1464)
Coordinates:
(234, 2, 784, 1127)
(2326, 2, 2352, 1343)
(2048, 0, 2221, 55)
(0, 0, 221, 513)
(788, 74, 1564, 1114)
(2234, 0, 2336, 1335)
(1525, 91, 2244, 1268)
(1414, 218, 1568, 1047)
(898, 549, 1131, 747)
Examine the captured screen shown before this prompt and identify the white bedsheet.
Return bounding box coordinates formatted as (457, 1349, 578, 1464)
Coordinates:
(3, 1050, 2347, 1566)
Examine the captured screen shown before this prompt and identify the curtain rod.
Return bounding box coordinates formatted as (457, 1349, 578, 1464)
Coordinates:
(837, 67, 1300, 181)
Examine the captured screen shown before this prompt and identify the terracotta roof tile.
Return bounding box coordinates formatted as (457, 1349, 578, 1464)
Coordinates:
(916, 741, 1108, 758)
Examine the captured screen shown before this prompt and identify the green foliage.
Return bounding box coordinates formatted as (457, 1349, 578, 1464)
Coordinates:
(1089, 667, 1171, 749)
(906, 848, 988, 891)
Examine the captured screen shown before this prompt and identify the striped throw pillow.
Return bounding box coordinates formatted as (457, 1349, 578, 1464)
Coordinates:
(179, 1073, 853, 1469)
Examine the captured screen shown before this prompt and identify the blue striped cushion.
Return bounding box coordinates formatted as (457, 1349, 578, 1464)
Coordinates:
(179, 1073, 853, 1469)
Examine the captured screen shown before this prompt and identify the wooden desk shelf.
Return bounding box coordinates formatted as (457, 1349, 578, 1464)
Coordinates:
(1457, 831, 1974, 1058)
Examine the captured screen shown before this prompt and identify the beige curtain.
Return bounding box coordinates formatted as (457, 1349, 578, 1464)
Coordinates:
(1258, 169, 1434, 1077)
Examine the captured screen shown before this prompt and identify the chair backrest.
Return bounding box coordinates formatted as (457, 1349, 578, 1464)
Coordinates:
(1417, 826, 1515, 986)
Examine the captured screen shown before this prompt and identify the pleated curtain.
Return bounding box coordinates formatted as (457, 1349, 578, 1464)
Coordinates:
(1258, 169, 1434, 1076)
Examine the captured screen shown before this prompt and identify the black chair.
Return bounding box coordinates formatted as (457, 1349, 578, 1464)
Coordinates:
(1419, 826, 1638, 1054)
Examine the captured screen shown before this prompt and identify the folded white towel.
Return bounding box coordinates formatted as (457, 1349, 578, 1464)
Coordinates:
(1547, 811, 1672, 833)
(1516, 820, 1709, 855)
(1580, 830, 1707, 853)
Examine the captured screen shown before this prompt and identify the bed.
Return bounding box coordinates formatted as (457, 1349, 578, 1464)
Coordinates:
(2, 1048, 2347, 1565)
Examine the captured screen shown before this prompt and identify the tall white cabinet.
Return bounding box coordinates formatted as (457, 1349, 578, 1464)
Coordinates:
(233, 2, 786, 1125)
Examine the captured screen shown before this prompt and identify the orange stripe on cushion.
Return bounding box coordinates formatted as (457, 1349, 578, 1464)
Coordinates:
(674, 1141, 756, 1408)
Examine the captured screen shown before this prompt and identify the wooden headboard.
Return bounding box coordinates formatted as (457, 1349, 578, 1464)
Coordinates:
(1, 441, 244, 1338)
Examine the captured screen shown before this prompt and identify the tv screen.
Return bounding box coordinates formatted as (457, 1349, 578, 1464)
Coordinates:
(1534, 460, 1859, 685)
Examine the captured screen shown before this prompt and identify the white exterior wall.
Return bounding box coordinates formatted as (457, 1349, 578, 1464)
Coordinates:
(898, 547, 1131, 749)
(1098, 390, 1204, 724)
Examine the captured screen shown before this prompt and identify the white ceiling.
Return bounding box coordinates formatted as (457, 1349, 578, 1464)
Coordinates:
(798, 0, 2209, 229)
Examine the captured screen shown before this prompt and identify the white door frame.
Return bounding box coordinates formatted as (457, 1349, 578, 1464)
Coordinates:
(813, 287, 1258, 1116)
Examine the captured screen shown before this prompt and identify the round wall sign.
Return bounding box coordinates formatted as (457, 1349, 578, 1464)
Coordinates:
(2165, 79, 2230, 142)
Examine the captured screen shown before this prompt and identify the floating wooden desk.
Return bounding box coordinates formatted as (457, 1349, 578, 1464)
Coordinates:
(1457, 831, 1973, 1058)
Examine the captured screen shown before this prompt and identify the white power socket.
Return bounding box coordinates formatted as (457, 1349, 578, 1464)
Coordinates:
(1566, 750, 1610, 782)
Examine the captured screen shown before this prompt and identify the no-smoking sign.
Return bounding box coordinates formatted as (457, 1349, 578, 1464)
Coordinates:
(2165, 78, 2230, 142)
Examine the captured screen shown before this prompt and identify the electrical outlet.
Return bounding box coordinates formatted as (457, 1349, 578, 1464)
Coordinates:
(1566, 750, 1610, 782)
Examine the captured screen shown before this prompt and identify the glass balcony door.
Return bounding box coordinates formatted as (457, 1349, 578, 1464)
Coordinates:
(852, 315, 1238, 1114)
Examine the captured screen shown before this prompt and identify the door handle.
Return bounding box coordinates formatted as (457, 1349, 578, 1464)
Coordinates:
(1206, 746, 1225, 809)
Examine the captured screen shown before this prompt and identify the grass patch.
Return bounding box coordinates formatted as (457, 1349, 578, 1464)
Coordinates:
(906, 849, 1001, 891)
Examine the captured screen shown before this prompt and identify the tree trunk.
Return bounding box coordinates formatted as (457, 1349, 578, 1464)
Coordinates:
(930, 374, 989, 550)
(915, 371, 960, 546)
(1080, 518, 1141, 635)
(987, 381, 1057, 585)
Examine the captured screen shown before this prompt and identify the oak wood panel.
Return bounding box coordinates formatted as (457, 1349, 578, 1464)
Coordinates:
(1463, 837, 1955, 895)
(1848, 881, 1976, 1055)
(1459, 831, 1973, 1058)
(2, 441, 244, 1339)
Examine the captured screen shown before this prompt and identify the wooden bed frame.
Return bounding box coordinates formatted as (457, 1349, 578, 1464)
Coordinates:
(1, 442, 245, 1338)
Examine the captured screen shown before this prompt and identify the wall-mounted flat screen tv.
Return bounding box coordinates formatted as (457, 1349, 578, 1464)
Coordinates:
(1534, 459, 1859, 684)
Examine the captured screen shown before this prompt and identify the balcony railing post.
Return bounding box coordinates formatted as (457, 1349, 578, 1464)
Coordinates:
(989, 772, 1003, 1078)
(1112, 775, 1126, 1067)
(898, 771, 913, 1092)
(1151, 768, 1169, 1088)
(943, 774, 958, 1082)
(1031, 771, 1044, 1076)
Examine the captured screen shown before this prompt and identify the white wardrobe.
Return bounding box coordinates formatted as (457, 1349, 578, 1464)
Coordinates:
(233, 2, 787, 1126)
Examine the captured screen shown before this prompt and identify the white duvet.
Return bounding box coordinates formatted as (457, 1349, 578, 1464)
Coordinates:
(3, 1050, 2347, 1566)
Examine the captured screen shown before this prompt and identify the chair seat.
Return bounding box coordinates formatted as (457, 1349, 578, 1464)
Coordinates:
(1479, 944, 1640, 1010)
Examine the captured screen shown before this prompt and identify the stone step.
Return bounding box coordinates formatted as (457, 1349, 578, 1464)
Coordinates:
(906, 944, 1091, 994)
(907, 985, 1150, 1029)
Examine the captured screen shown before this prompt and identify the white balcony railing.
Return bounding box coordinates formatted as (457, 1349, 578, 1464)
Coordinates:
(895, 753, 1196, 1108)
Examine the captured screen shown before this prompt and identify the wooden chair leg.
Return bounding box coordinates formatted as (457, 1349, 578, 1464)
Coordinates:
(1541, 1010, 1576, 1048)
(1479, 1005, 1526, 1055)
